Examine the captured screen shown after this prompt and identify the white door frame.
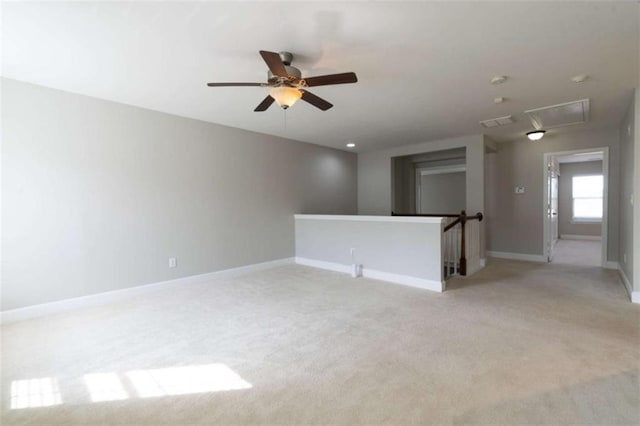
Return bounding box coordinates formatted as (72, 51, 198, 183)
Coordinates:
(542, 147, 609, 267)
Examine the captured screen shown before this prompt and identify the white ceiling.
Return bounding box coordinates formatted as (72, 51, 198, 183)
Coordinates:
(2, 1, 638, 152)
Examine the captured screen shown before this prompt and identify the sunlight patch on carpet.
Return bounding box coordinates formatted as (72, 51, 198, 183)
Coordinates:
(126, 364, 252, 397)
(10, 377, 62, 409)
(84, 373, 129, 402)
(10, 364, 251, 409)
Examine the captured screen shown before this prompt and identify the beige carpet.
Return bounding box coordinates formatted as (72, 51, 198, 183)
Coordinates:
(553, 239, 602, 267)
(2, 259, 639, 425)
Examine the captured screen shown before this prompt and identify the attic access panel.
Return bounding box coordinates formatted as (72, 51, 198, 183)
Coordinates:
(479, 115, 515, 128)
(525, 99, 590, 130)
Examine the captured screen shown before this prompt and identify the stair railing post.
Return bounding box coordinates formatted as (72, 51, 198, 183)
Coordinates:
(459, 210, 467, 276)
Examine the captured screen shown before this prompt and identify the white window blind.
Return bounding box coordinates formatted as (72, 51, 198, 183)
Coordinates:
(572, 175, 603, 221)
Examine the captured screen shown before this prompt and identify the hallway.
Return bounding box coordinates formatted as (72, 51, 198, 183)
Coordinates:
(553, 238, 602, 267)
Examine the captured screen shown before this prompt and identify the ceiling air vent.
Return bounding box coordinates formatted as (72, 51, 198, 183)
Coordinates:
(525, 99, 589, 130)
(479, 115, 515, 128)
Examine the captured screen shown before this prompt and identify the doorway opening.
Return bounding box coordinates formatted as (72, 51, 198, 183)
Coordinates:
(543, 148, 608, 267)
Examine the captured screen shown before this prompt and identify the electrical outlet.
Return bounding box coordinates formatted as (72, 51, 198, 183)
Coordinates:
(514, 186, 525, 194)
(169, 257, 177, 268)
(350, 248, 355, 256)
(623, 253, 627, 264)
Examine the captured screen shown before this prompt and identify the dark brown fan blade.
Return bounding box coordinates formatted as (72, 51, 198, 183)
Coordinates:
(301, 90, 333, 111)
(303, 72, 357, 87)
(207, 82, 264, 87)
(259, 50, 289, 78)
(254, 95, 275, 112)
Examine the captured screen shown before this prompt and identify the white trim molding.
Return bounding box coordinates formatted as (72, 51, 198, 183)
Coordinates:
(294, 214, 444, 224)
(295, 257, 444, 292)
(616, 265, 639, 304)
(362, 269, 444, 292)
(1, 258, 295, 324)
(560, 234, 602, 241)
(294, 257, 351, 274)
(604, 261, 619, 270)
(417, 165, 466, 176)
(487, 251, 547, 263)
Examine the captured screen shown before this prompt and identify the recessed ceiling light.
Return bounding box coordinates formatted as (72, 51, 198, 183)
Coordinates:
(493, 97, 505, 104)
(571, 74, 589, 83)
(527, 130, 546, 141)
(346, 143, 355, 148)
(490, 75, 508, 85)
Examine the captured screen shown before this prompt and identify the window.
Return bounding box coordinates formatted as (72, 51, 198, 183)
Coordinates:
(572, 175, 603, 222)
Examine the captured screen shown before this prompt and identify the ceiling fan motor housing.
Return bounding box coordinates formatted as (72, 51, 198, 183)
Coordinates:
(278, 51, 293, 65)
(268, 65, 301, 85)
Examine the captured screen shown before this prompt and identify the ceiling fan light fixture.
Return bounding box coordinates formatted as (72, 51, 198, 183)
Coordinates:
(527, 130, 546, 141)
(269, 86, 302, 109)
(207, 51, 356, 111)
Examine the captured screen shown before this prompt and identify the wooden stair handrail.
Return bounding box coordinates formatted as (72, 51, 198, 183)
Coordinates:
(392, 210, 483, 277)
(392, 212, 461, 218)
(392, 211, 483, 221)
(444, 218, 461, 232)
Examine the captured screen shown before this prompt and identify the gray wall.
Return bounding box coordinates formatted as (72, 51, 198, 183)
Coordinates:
(419, 172, 466, 214)
(1, 79, 357, 311)
(619, 92, 636, 288)
(485, 127, 620, 260)
(392, 156, 415, 214)
(295, 217, 443, 285)
(558, 161, 603, 237)
(359, 135, 483, 215)
(635, 88, 640, 292)
(392, 147, 466, 214)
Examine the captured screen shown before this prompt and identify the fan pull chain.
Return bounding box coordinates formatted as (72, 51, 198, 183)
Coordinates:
(283, 109, 287, 130)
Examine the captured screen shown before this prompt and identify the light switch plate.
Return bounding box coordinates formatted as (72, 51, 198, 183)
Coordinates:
(514, 186, 525, 194)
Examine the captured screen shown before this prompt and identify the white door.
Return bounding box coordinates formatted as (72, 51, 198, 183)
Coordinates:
(547, 159, 559, 262)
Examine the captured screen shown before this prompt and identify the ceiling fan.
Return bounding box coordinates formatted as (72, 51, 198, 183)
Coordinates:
(206, 51, 357, 112)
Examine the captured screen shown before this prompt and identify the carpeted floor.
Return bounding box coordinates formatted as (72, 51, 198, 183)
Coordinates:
(553, 238, 602, 267)
(2, 259, 639, 425)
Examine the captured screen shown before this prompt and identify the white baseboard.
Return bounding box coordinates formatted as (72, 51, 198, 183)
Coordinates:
(294, 257, 444, 292)
(560, 234, 602, 241)
(487, 251, 546, 263)
(616, 265, 639, 304)
(362, 269, 444, 292)
(604, 261, 619, 270)
(618, 266, 631, 296)
(1, 258, 295, 324)
(465, 257, 485, 276)
(294, 257, 351, 274)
